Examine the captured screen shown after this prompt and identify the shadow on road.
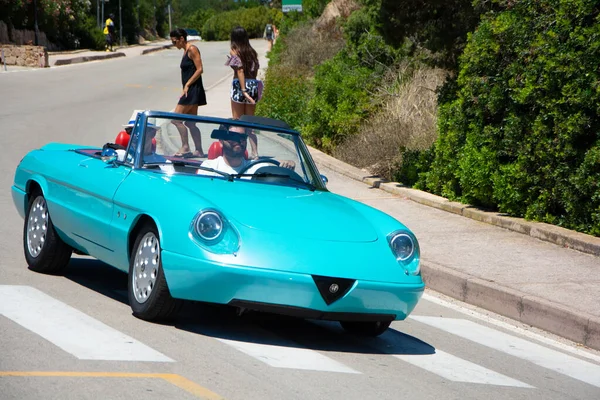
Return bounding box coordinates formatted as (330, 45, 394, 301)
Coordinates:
(63, 257, 436, 357)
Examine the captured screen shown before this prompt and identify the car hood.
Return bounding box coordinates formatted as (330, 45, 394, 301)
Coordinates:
(173, 176, 379, 242)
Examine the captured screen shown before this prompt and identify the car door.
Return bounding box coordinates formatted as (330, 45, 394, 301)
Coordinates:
(64, 156, 131, 257)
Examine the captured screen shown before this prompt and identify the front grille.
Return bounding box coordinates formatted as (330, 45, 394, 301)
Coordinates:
(312, 275, 355, 305)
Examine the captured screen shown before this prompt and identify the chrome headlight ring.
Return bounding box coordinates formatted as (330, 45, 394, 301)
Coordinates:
(194, 209, 223, 243)
(189, 208, 240, 254)
(387, 230, 420, 275)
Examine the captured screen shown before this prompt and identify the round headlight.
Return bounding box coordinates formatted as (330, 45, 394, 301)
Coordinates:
(389, 233, 414, 261)
(195, 211, 223, 241)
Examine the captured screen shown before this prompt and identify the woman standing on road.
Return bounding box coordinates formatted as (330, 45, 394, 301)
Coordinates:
(225, 26, 261, 159)
(170, 28, 207, 158)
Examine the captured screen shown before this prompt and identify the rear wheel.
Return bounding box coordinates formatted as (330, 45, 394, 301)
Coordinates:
(340, 320, 392, 337)
(23, 192, 72, 274)
(128, 222, 182, 321)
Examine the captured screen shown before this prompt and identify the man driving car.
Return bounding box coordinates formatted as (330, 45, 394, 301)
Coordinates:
(200, 126, 295, 175)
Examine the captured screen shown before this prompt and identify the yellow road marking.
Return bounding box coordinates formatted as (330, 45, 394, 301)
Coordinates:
(0, 372, 225, 399)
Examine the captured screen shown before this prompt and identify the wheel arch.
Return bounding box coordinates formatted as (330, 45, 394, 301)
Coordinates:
(25, 179, 45, 199)
(128, 214, 159, 262)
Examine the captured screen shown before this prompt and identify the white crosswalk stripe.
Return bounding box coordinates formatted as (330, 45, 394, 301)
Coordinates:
(216, 338, 360, 373)
(0, 285, 173, 362)
(410, 315, 600, 388)
(393, 349, 534, 387)
(4, 283, 599, 391)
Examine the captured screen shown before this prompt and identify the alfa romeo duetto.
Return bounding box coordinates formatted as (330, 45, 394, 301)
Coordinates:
(11, 111, 424, 336)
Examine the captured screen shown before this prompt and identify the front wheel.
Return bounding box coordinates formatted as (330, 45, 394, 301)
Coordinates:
(23, 192, 72, 274)
(128, 222, 182, 321)
(340, 320, 392, 337)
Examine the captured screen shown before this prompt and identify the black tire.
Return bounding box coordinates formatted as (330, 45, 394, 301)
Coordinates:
(128, 222, 182, 321)
(340, 320, 392, 337)
(23, 191, 72, 274)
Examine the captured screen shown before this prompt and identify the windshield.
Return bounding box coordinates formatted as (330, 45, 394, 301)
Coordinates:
(134, 115, 327, 191)
(185, 29, 199, 35)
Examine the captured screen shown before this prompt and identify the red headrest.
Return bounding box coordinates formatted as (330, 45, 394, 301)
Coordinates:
(115, 131, 156, 151)
(115, 130, 130, 148)
(208, 141, 248, 159)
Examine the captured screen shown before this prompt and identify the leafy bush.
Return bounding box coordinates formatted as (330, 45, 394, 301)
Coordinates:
(255, 65, 313, 131)
(74, 15, 105, 50)
(420, 0, 600, 235)
(302, 49, 381, 152)
(358, 0, 482, 70)
(202, 6, 282, 41)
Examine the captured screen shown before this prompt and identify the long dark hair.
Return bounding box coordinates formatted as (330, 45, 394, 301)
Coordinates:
(230, 26, 258, 78)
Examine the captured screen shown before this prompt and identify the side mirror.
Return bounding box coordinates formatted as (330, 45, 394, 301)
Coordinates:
(102, 155, 118, 166)
(321, 174, 328, 185)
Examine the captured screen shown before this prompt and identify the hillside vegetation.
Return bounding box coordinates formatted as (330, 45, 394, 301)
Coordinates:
(256, 0, 600, 237)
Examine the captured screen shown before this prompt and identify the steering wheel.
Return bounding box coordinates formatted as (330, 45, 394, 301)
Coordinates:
(236, 158, 280, 174)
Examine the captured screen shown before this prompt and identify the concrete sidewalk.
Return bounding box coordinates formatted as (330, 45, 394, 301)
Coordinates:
(12, 39, 600, 352)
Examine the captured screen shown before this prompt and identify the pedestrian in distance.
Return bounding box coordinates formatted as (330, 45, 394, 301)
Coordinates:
(104, 13, 116, 52)
(263, 22, 277, 52)
(169, 28, 207, 158)
(225, 26, 262, 159)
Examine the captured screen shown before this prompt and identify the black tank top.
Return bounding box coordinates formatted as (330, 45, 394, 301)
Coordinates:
(180, 46, 202, 88)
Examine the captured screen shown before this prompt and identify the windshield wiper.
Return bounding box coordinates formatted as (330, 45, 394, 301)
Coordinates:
(196, 165, 232, 178)
(233, 172, 316, 191)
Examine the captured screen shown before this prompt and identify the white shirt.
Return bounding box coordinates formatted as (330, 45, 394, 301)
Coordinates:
(199, 156, 251, 175)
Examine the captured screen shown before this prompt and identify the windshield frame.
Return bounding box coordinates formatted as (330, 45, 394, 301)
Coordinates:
(128, 110, 329, 191)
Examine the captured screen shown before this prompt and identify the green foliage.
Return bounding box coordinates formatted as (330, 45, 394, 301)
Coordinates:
(302, 49, 382, 152)
(74, 14, 105, 50)
(180, 8, 216, 32)
(358, 0, 481, 69)
(255, 65, 313, 131)
(421, 0, 600, 235)
(303, 0, 330, 19)
(202, 6, 282, 41)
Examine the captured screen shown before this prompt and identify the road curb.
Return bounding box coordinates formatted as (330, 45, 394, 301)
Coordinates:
(420, 261, 600, 350)
(54, 52, 125, 66)
(141, 44, 173, 55)
(307, 144, 600, 351)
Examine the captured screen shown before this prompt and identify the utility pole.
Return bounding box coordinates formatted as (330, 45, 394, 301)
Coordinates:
(33, 0, 39, 45)
(153, 0, 157, 36)
(101, 0, 104, 31)
(119, 0, 122, 45)
(97, 0, 100, 28)
(168, 2, 172, 34)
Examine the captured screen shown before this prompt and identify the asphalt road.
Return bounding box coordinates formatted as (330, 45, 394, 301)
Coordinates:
(1, 41, 600, 400)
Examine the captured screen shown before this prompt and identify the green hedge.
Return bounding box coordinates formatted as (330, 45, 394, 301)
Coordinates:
(417, 0, 600, 235)
(202, 7, 282, 41)
(255, 65, 313, 131)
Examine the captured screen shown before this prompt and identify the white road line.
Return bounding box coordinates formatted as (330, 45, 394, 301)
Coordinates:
(0, 285, 173, 362)
(216, 338, 360, 373)
(411, 316, 600, 388)
(421, 292, 600, 364)
(394, 349, 533, 388)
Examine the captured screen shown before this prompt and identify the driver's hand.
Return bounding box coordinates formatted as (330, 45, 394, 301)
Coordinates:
(279, 160, 295, 169)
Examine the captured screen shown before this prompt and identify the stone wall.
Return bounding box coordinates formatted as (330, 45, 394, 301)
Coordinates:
(0, 45, 49, 68)
(0, 21, 59, 50)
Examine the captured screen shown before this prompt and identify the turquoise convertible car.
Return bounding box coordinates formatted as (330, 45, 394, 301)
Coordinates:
(11, 110, 424, 336)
